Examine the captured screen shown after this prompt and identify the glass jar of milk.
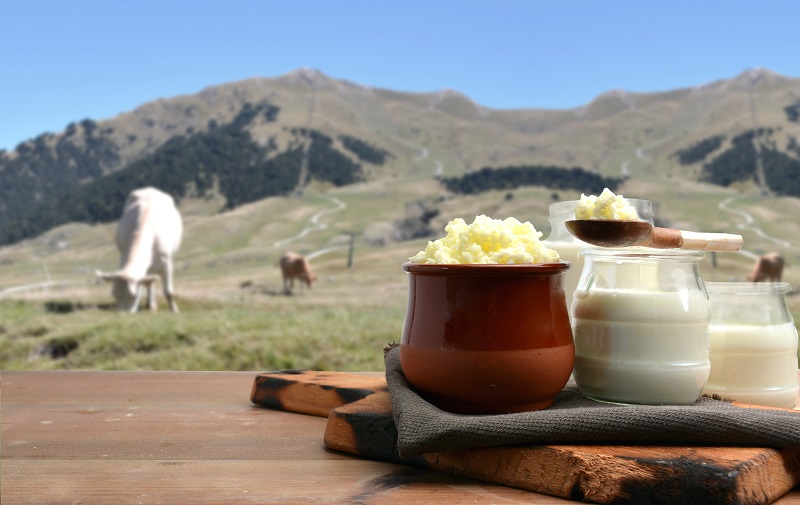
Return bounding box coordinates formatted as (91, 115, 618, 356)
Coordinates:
(702, 282, 798, 408)
(572, 248, 711, 404)
(542, 199, 653, 321)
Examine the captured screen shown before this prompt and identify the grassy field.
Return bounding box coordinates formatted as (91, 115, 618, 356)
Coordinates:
(4, 71, 800, 373)
(0, 174, 439, 372)
(2, 173, 799, 372)
(0, 294, 406, 372)
(0, 241, 414, 372)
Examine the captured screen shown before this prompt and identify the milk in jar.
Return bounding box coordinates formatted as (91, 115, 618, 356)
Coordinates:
(702, 282, 799, 408)
(572, 248, 711, 404)
(542, 199, 653, 320)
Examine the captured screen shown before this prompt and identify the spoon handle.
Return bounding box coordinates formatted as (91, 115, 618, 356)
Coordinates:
(679, 231, 743, 251)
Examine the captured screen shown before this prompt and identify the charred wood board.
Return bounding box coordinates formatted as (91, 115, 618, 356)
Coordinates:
(251, 370, 800, 505)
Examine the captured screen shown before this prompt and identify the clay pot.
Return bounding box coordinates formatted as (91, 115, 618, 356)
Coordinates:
(400, 262, 574, 414)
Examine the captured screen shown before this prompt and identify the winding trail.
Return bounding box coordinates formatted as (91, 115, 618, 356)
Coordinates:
(390, 135, 428, 162)
(626, 136, 788, 257)
(618, 136, 787, 261)
(620, 135, 675, 176)
(273, 129, 442, 263)
(390, 134, 443, 176)
(635, 135, 675, 162)
(273, 195, 346, 252)
(718, 196, 789, 259)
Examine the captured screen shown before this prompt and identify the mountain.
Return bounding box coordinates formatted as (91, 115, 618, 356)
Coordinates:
(1, 67, 800, 246)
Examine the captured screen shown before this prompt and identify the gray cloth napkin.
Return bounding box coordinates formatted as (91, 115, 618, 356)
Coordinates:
(384, 345, 800, 457)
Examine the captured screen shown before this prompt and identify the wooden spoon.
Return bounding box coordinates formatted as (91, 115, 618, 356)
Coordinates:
(565, 220, 743, 251)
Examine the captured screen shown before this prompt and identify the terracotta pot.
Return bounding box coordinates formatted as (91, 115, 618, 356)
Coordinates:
(400, 262, 574, 414)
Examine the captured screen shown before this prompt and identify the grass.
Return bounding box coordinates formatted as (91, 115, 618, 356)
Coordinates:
(5, 72, 800, 373)
(0, 203, 418, 372)
(0, 287, 406, 372)
(2, 171, 800, 372)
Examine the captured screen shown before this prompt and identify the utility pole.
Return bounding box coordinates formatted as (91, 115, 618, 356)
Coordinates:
(342, 231, 361, 268)
(747, 72, 770, 196)
(295, 72, 317, 196)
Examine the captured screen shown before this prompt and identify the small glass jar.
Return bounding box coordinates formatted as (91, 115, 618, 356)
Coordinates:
(702, 282, 798, 408)
(542, 199, 653, 320)
(572, 248, 711, 404)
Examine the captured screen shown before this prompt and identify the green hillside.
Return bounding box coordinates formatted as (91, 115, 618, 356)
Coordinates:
(3, 67, 800, 244)
(1, 67, 800, 372)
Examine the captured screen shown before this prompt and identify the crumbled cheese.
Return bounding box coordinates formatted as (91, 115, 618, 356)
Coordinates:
(574, 188, 640, 220)
(409, 215, 560, 264)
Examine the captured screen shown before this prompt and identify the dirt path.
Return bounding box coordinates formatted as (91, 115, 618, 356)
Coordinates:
(620, 135, 675, 176)
(718, 196, 789, 260)
(273, 195, 346, 251)
(390, 134, 442, 176)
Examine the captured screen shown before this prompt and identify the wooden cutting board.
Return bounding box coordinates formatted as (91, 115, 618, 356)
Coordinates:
(251, 370, 800, 505)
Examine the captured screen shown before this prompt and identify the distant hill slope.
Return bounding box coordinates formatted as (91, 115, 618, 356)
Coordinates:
(1, 67, 800, 246)
(0, 103, 375, 244)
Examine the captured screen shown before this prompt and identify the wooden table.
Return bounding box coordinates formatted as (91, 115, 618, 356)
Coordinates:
(1, 371, 798, 504)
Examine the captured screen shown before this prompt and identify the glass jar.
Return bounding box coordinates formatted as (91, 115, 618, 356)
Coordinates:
(542, 199, 653, 320)
(572, 248, 711, 404)
(702, 282, 798, 408)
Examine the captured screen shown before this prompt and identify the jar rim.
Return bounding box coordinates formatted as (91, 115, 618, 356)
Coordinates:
(705, 281, 792, 295)
(548, 199, 653, 215)
(402, 261, 570, 275)
(578, 246, 705, 259)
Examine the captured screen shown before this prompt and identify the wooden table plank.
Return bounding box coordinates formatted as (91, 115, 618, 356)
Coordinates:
(2, 371, 336, 461)
(3, 460, 573, 504)
(3, 370, 800, 504)
(0, 371, 570, 504)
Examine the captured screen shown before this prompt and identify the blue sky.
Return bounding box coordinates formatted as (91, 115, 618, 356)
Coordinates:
(2, 0, 799, 151)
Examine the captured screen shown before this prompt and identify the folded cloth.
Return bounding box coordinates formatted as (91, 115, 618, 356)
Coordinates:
(384, 345, 800, 457)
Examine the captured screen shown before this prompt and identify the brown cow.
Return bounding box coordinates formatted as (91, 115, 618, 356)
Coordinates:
(747, 252, 785, 282)
(279, 252, 317, 294)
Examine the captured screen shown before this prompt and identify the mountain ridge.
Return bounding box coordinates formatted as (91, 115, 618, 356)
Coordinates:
(2, 66, 791, 156)
(1, 67, 799, 248)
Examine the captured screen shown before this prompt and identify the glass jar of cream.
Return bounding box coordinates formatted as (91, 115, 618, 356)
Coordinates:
(702, 281, 798, 408)
(572, 247, 711, 404)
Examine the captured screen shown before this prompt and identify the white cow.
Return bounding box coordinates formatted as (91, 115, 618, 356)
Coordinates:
(96, 187, 183, 313)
